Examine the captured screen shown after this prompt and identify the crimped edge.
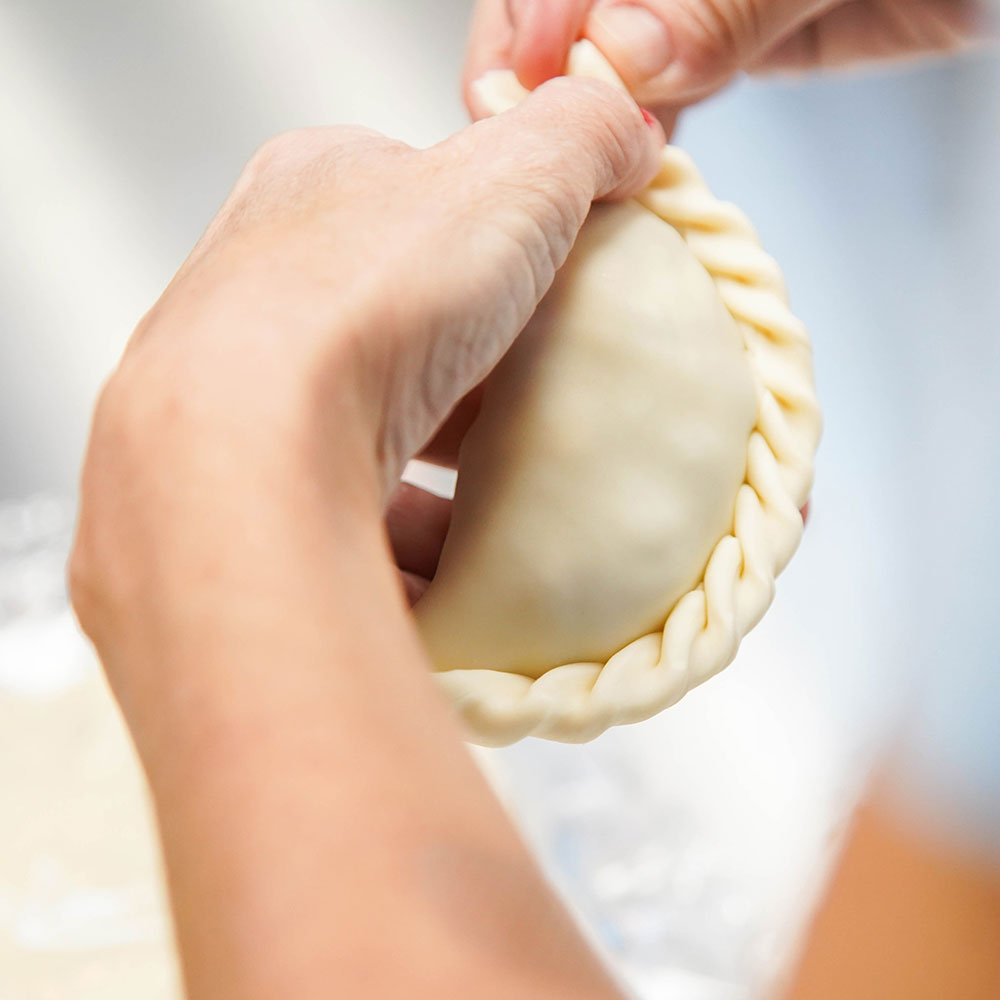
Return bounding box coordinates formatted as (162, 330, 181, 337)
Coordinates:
(436, 42, 822, 746)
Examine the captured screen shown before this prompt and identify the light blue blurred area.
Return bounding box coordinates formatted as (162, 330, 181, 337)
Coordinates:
(0, 2, 998, 996)
(676, 49, 1000, 721)
(678, 53, 1000, 852)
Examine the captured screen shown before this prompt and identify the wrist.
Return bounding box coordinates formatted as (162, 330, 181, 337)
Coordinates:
(71, 305, 383, 702)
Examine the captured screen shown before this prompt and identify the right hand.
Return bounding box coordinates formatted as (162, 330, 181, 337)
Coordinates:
(465, 0, 989, 128)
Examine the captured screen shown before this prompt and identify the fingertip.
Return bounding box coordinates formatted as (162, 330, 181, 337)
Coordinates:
(591, 91, 666, 201)
(637, 104, 668, 158)
(509, 0, 590, 89)
(517, 76, 664, 201)
(511, 32, 568, 90)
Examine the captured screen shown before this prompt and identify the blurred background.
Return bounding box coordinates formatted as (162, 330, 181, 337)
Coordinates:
(1, 1, 998, 997)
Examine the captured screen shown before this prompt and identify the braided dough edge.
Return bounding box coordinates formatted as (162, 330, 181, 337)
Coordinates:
(435, 42, 822, 746)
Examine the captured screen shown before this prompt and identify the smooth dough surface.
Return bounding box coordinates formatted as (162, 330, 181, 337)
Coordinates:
(415, 200, 758, 678)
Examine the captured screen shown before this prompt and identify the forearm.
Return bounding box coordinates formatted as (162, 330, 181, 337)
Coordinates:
(69, 97, 668, 999)
(143, 587, 538, 999)
(80, 386, 622, 1000)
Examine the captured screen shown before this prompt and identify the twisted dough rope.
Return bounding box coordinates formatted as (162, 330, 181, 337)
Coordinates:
(435, 42, 822, 746)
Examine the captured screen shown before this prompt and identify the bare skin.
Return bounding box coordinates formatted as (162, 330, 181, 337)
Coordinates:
(71, 79, 663, 1000)
(69, 5, 999, 997)
(465, 0, 988, 129)
(461, 6, 1000, 997)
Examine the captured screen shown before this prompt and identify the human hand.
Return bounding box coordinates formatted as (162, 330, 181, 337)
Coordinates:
(465, 0, 987, 128)
(69, 77, 662, 1000)
(71, 76, 663, 722)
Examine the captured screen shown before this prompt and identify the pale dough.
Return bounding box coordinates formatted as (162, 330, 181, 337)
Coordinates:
(416, 201, 757, 676)
(415, 43, 821, 746)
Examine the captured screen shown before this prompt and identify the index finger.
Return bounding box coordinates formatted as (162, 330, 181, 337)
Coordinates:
(463, 0, 593, 116)
(509, 0, 594, 88)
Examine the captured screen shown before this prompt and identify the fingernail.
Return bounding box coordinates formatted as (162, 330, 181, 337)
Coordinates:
(588, 4, 672, 83)
(641, 106, 666, 148)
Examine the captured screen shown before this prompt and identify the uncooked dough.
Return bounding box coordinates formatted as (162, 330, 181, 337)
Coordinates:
(416, 201, 757, 676)
(414, 43, 821, 746)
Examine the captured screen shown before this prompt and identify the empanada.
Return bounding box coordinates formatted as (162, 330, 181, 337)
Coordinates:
(415, 43, 821, 746)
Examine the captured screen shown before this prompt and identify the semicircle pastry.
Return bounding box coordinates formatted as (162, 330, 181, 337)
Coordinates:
(414, 42, 822, 746)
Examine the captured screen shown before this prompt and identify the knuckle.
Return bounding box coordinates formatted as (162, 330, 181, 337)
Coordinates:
(545, 75, 638, 137)
(221, 125, 413, 238)
(246, 128, 318, 177)
(243, 126, 403, 185)
(539, 77, 643, 190)
(538, 74, 637, 125)
(457, 77, 646, 252)
(477, 149, 588, 255)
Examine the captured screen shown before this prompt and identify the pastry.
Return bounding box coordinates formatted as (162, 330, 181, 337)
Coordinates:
(415, 42, 821, 746)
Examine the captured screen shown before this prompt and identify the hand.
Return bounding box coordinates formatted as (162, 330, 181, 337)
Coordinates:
(465, 0, 987, 128)
(70, 78, 660, 1000)
(72, 77, 662, 694)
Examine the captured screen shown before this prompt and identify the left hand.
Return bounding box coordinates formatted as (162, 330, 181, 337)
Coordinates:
(72, 77, 663, 697)
(69, 78, 661, 1000)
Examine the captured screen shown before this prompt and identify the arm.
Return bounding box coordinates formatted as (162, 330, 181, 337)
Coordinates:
(71, 80, 663, 1000)
(83, 398, 611, 1000)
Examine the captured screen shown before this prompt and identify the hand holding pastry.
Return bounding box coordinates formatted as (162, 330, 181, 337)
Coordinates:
(465, 0, 987, 128)
(70, 78, 661, 1000)
(71, 78, 663, 721)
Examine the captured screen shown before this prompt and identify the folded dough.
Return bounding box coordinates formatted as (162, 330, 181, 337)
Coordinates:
(415, 42, 821, 746)
(417, 199, 757, 674)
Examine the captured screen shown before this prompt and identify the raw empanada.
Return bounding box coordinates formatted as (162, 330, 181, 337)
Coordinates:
(415, 43, 821, 746)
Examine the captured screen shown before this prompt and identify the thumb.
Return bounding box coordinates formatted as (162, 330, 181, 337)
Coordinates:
(441, 73, 663, 360)
(585, 0, 837, 105)
(381, 77, 663, 474)
(465, 73, 665, 206)
(436, 73, 665, 344)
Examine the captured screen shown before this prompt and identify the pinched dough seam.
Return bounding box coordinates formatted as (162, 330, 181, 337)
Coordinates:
(437, 43, 822, 746)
